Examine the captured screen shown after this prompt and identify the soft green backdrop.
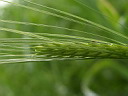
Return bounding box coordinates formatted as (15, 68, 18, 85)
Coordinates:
(0, 0, 128, 96)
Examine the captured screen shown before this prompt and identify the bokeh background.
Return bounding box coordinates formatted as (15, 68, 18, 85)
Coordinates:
(0, 0, 128, 96)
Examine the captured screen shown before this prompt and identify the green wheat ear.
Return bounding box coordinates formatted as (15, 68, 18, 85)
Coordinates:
(34, 41, 128, 59)
(1, 0, 128, 63)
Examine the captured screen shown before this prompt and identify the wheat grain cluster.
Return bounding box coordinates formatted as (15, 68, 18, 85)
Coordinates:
(34, 41, 128, 59)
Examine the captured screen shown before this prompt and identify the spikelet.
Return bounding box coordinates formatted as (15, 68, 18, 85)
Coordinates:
(34, 41, 128, 59)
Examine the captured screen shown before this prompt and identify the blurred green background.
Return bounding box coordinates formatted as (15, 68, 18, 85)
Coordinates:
(0, 0, 128, 96)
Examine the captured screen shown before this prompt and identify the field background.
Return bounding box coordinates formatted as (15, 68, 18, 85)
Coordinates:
(0, 0, 128, 96)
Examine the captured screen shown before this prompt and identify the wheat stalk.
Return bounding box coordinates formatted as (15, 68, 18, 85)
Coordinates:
(34, 40, 128, 59)
(0, 0, 128, 95)
(0, 0, 128, 64)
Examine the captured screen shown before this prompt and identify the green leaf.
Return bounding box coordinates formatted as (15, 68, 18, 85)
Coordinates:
(98, 0, 120, 26)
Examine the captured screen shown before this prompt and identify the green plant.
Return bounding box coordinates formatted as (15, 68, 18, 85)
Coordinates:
(34, 40, 128, 59)
(0, 0, 128, 63)
(0, 0, 128, 96)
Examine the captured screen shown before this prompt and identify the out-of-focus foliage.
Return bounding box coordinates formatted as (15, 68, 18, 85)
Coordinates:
(0, 0, 128, 96)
